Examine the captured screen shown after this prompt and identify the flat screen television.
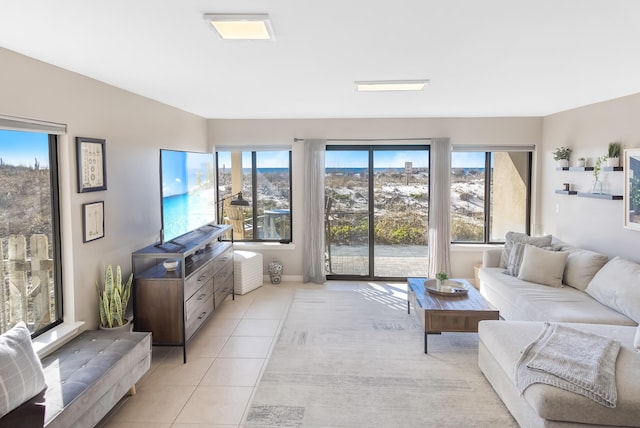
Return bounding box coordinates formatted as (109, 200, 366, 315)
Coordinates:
(159, 149, 216, 246)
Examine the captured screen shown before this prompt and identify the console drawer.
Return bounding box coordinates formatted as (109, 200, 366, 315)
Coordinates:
(212, 246, 233, 275)
(185, 280, 214, 338)
(214, 259, 234, 292)
(214, 274, 234, 308)
(185, 263, 214, 300)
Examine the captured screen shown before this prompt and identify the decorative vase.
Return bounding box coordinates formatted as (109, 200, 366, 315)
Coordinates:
(556, 159, 569, 168)
(607, 157, 620, 167)
(268, 260, 283, 284)
(576, 159, 585, 167)
(592, 180, 603, 194)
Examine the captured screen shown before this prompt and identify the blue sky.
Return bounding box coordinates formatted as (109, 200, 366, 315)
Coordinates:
(0, 130, 49, 168)
(325, 150, 430, 168)
(218, 149, 485, 169)
(451, 152, 486, 168)
(217, 151, 290, 170)
(325, 150, 485, 168)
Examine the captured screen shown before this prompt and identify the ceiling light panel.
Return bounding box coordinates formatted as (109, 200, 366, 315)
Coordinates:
(355, 80, 429, 92)
(203, 13, 274, 40)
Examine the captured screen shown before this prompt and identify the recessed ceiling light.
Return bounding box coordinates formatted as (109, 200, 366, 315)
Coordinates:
(355, 80, 429, 92)
(203, 13, 274, 40)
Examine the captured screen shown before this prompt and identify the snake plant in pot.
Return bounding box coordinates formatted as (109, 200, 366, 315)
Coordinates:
(96, 265, 133, 329)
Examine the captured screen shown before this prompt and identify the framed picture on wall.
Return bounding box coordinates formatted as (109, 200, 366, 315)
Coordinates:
(623, 148, 640, 231)
(76, 137, 107, 192)
(83, 201, 105, 242)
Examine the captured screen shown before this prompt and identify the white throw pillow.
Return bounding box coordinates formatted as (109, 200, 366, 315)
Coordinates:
(0, 322, 47, 418)
(499, 232, 552, 269)
(563, 249, 609, 292)
(586, 257, 640, 324)
(517, 244, 568, 288)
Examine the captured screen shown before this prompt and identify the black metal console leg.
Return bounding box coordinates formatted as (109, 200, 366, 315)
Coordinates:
(407, 300, 410, 314)
(424, 332, 428, 353)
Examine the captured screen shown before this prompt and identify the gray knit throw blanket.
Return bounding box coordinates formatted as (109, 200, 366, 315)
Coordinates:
(516, 322, 621, 408)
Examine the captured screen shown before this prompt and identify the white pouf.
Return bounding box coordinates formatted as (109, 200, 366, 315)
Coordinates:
(233, 250, 263, 295)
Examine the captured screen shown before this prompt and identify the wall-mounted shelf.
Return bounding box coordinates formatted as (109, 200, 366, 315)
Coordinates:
(577, 193, 623, 200)
(556, 166, 623, 172)
(555, 190, 577, 195)
(568, 166, 594, 171)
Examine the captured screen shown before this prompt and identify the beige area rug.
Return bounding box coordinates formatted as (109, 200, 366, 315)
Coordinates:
(246, 284, 517, 427)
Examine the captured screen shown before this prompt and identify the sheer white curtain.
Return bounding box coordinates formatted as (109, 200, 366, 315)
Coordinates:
(428, 137, 452, 278)
(303, 139, 327, 283)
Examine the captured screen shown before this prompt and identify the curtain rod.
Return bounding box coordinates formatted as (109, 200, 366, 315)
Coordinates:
(293, 137, 431, 142)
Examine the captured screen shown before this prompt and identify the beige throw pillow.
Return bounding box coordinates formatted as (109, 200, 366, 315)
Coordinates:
(586, 257, 640, 324)
(499, 232, 552, 269)
(563, 249, 609, 291)
(517, 244, 568, 288)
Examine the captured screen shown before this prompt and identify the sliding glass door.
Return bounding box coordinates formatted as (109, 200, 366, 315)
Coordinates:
(325, 145, 429, 279)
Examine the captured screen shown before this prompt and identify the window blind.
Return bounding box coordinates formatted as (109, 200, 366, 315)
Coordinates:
(0, 115, 66, 135)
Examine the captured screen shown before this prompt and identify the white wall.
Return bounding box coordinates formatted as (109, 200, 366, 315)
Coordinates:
(208, 117, 542, 278)
(1, 48, 208, 329)
(541, 93, 640, 262)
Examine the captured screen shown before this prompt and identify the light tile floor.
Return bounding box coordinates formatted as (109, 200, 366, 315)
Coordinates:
(99, 281, 302, 428)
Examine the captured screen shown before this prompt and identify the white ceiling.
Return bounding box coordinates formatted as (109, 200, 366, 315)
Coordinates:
(2, 0, 640, 119)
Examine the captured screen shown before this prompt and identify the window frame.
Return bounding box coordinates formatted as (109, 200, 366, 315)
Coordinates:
(0, 128, 64, 338)
(215, 149, 293, 243)
(451, 149, 533, 245)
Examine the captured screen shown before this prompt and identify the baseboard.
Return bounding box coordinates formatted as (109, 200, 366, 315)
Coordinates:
(262, 274, 303, 283)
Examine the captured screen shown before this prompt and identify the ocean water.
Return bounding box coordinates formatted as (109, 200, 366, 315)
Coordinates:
(162, 190, 216, 242)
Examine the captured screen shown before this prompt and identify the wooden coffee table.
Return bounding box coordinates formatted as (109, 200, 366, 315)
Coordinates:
(407, 277, 499, 353)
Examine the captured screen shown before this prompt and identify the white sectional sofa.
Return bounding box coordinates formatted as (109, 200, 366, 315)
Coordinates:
(479, 246, 636, 326)
(478, 321, 640, 428)
(476, 233, 640, 428)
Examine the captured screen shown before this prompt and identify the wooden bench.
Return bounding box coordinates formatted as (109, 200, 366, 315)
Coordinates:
(0, 329, 151, 427)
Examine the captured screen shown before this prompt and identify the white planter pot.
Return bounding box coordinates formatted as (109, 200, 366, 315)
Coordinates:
(607, 157, 620, 167)
(556, 159, 569, 168)
(99, 318, 132, 332)
(576, 160, 585, 167)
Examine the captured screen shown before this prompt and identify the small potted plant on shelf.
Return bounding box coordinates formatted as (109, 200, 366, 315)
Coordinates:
(607, 141, 622, 167)
(552, 146, 571, 168)
(96, 265, 133, 330)
(576, 157, 585, 167)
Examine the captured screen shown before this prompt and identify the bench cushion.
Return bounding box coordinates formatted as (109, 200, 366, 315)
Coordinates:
(41, 329, 151, 427)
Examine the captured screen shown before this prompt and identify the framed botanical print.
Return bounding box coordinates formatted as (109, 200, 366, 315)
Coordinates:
(83, 201, 105, 242)
(76, 137, 107, 192)
(623, 148, 640, 231)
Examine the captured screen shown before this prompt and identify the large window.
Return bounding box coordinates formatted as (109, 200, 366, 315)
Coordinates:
(451, 149, 532, 243)
(216, 149, 292, 242)
(325, 145, 429, 279)
(0, 128, 63, 336)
